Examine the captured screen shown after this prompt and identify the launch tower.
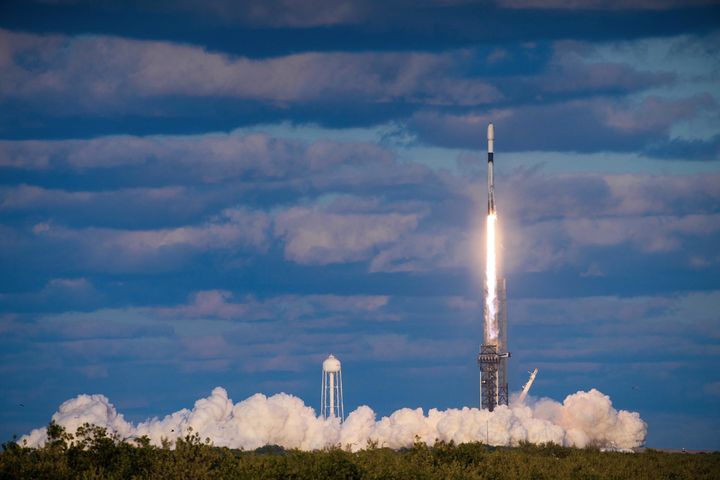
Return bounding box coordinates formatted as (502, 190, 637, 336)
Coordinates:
(478, 124, 511, 411)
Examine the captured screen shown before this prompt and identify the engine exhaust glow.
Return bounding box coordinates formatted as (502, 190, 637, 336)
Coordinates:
(485, 212, 498, 343)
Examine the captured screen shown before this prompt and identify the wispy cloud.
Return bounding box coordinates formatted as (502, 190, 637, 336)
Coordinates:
(498, 0, 717, 10)
(0, 29, 500, 108)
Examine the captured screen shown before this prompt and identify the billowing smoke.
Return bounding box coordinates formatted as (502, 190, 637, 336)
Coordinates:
(20, 387, 646, 451)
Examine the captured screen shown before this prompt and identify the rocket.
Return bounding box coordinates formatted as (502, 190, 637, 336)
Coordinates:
(487, 123, 495, 215)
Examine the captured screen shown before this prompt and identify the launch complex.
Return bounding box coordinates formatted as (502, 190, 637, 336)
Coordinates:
(478, 123, 511, 411)
(318, 124, 516, 416)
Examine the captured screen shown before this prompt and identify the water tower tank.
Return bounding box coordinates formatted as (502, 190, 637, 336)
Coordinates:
(321, 354, 344, 421)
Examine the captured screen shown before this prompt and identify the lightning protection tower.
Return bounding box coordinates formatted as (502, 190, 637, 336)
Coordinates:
(321, 354, 344, 421)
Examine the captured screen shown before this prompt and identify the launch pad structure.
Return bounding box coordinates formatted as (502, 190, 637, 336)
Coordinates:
(479, 279, 510, 411)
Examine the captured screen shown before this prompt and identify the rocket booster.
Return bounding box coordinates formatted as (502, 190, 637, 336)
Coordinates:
(487, 123, 495, 215)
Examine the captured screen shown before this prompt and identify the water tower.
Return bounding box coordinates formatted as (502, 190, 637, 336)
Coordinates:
(321, 354, 344, 422)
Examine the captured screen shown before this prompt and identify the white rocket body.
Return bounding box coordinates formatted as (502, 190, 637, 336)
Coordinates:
(488, 123, 495, 215)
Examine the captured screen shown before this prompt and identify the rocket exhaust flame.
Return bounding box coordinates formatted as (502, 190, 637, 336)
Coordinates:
(485, 212, 498, 343)
(484, 122, 499, 345)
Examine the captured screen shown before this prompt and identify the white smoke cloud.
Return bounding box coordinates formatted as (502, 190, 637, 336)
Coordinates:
(20, 387, 646, 451)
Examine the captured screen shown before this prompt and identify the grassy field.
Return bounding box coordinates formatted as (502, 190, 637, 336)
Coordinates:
(2, 423, 718, 479)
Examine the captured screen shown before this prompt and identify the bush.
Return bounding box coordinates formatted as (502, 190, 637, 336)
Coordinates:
(1, 423, 718, 480)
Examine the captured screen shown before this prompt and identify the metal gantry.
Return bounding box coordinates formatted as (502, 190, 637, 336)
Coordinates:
(479, 278, 510, 411)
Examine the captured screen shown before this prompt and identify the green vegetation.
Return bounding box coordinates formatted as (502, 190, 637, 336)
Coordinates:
(1, 422, 718, 479)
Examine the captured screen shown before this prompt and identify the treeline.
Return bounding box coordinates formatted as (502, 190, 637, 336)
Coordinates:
(1, 422, 718, 479)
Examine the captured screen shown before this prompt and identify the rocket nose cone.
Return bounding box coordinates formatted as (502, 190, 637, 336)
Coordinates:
(487, 123, 494, 141)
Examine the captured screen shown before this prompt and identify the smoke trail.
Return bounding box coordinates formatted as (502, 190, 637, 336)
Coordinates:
(485, 212, 498, 342)
(19, 387, 646, 451)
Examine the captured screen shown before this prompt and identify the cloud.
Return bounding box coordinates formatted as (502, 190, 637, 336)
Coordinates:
(2, 138, 719, 280)
(1, 28, 716, 153)
(26, 0, 370, 28)
(181, 335, 233, 360)
(80, 207, 268, 253)
(467, 168, 720, 273)
(498, 0, 717, 9)
(0, 131, 441, 199)
(407, 94, 715, 154)
(361, 333, 467, 361)
(602, 173, 720, 216)
(500, 40, 675, 99)
(0, 277, 101, 313)
(511, 294, 676, 327)
(500, 212, 720, 274)
(0, 289, 399, 379)
(563, 213, 720, 253)
(0, 132, 306, 174)
(0, 145, 446, 274)
(0, 29, 500, 110)
(494, 169, 720, 222)
(158, 290, 247, 320)
(601, 94, 714, 134)
(156, 290, 389, 322)
(510, 291, 720, 376)
(43, 313, 174, 342)
(703, 381, 720, 397)
(171, 0, 366, 27)
(6, 0, 717, 51)
(3, 28, 710, 143)
(369, 232, 462, 273)
(643, 135, 720, 161)
(0, 184, 223, 229)
(21, 207, 270, 273)
(275, 207, 420, 265)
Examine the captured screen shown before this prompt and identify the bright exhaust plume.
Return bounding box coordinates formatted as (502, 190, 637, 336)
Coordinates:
(485, 213, 498, 343)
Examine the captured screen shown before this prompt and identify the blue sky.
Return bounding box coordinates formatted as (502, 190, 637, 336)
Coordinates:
(1, 0, 719, 449)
